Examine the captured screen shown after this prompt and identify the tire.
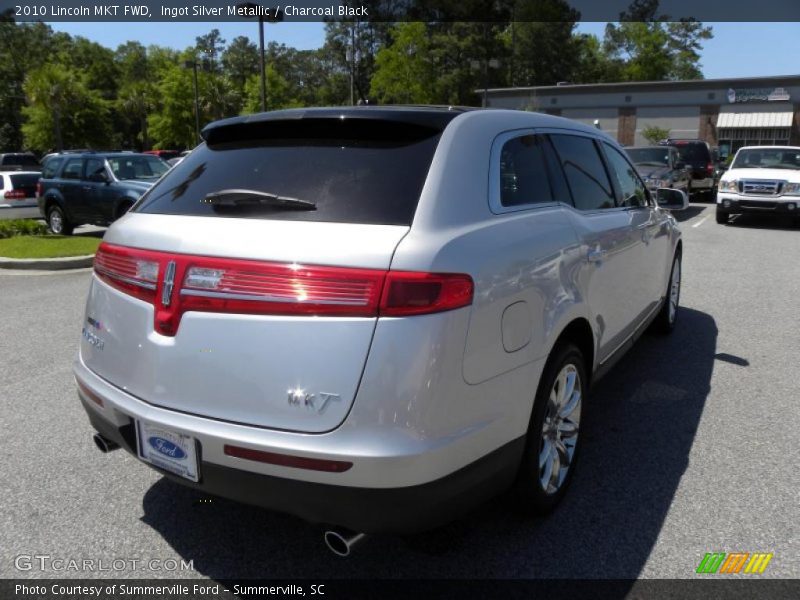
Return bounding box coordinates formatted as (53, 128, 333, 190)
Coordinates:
(715, 208, 729, 225)
(47, 205, 73, 235)
(652, 252, 681, 334)
(514, 342, 586, 514)
(115, 201, 133, 221)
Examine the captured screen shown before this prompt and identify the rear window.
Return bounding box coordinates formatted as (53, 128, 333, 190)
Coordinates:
(671, 143, 710, 163)
(1, 154, 39, 167)
(9, 174, 40, 188)
(135, 119, 442, 226)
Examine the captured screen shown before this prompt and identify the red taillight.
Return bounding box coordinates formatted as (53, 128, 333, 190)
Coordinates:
(706, 163, 714, 176)
(180, 260, 385, 317)
(4, 190, 25, 200)
(380, 272, 474, 316)
(93, 243, 474, 335)
(94, 243, 159, 303)
(224, 444, 352, 472)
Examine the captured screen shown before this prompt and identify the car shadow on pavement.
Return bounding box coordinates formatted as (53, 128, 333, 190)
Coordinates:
(726, 213, 798, 231)
(139, 307, 717, 581)
(672, 204, 705, 222)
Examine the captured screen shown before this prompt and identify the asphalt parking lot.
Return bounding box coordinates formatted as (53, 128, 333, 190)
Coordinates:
(1, 204, 798, 580)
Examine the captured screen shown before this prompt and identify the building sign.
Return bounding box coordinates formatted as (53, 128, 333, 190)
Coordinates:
(727, 87, 791, 103)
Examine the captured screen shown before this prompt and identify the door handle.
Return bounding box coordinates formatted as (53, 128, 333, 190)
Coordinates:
(82, 186, 92, 191)
(587, 248, 607, 263)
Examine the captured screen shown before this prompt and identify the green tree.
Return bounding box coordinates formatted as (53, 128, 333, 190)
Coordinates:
(147, 59, 197, 149)
(604, 0, 713, 81)
(641, 125, 670, 144)
(504, 0, 581, 87)
(22, 63, 111, 152)
(242, 65, 298, 113)
(117, 81, 155, 150)
(322, 22, 392, 104)
(195, 28, 226, 72)
(572, 34, 623, 83)
(427, 22, 506, 106)
(371, 23, 437, 104)
(0, 21, 60, 150)
(222, 35, 259, 92)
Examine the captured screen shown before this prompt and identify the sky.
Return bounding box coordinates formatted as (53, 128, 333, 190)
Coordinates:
(48, 21, 800, 81)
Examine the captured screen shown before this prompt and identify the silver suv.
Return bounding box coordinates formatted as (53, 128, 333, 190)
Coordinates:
(75, 107, 687, 539)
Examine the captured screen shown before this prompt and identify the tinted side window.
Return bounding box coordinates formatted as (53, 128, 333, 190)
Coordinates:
(42, 157, 64, 179)
(549, 134, 615, 211)
(603, 143, 648, 208)
(499, 134, 553, 207)
(61, 159, 83, 180)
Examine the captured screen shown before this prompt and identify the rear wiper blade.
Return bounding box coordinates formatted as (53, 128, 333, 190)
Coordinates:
(203, 189, 316, 210)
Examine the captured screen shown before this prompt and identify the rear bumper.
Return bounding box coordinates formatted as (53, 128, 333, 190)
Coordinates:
(716, 193, 800, 215)
(81, 395, 523, 533)
(690, 176, 715, 190)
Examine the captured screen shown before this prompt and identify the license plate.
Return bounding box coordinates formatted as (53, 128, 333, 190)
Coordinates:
(136, 420, 199, 482)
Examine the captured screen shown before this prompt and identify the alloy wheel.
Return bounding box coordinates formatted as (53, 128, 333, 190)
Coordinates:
(669, 257, 681, 324)
(539, 363, 582, 495)
(49, 210, 63, 234)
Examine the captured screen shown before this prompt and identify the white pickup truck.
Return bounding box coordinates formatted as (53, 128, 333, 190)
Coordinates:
(716, 146, 800, 224)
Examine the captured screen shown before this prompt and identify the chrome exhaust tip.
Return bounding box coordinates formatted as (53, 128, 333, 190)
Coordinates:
(93, 433, 120, 453)
(323, 529, 366, 557)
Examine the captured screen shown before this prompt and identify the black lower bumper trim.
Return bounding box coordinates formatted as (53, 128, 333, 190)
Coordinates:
(719, 199, 799, 214)
(81, 397, 525, 534)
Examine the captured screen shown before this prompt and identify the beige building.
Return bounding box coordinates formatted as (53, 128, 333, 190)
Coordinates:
(482, 75, 800, 158)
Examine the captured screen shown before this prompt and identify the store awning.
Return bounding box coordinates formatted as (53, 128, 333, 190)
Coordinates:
(717, 112, 794, 128)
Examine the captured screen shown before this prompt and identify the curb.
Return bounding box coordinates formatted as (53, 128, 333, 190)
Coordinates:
(0, 254, 95, 270)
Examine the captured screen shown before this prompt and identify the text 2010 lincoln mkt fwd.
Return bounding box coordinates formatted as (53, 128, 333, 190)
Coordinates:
(74, 107, 687, 554)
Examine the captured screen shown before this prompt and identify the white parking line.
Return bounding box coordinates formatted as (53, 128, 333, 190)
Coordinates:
(692, 215, 709, 228)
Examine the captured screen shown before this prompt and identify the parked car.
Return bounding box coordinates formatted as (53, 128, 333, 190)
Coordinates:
(144, 149, 181, 161)
(37, 152, 169, 234)
(0, 170, 41, 219)
(716, 146, 800, 224)
(660, 139, 717, 200)
(625, 146, 691, 194)
(0, 152, 40, 170)
(74, 107, 687, 543)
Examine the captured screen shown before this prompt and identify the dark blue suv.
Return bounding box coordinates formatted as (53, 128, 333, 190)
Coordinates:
(37, 152, 169, 234)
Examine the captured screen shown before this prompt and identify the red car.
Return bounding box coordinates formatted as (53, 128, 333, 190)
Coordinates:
(143, 149, 180, 161)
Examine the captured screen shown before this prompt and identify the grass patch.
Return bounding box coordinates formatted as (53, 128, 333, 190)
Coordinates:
(0, 235, 100, 259)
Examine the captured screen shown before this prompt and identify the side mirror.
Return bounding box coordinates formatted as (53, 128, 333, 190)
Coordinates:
(656, 188, 689, 211)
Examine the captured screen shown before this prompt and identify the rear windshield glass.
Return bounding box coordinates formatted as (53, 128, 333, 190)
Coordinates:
(671, 143, 709, 163)
(626, 148, 671, 166)
(10, 174, 40, 187)
(2, 154, 39, 167)
(135, 119, 442, 226)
